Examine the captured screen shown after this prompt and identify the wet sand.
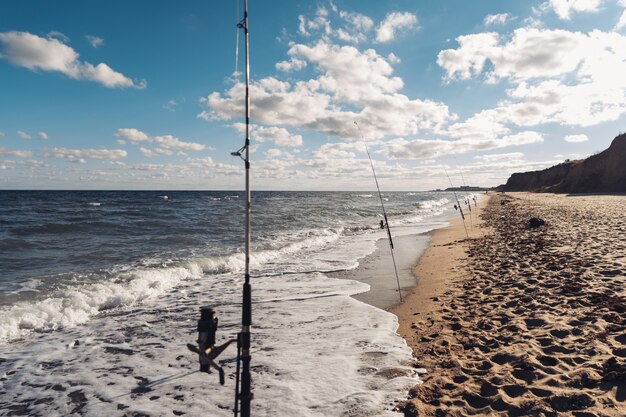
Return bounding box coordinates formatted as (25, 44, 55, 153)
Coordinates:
(329, 233, 429, 310)
(394, 193, 626, 416)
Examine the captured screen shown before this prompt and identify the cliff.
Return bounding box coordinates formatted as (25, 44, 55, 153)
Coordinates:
(501, 133, 626, 193)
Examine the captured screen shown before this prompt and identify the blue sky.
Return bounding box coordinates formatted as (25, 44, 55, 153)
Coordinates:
(1, 0, 625, 190)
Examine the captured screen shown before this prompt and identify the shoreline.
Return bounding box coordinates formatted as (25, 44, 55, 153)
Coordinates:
(392, 195, 487, 349)
(393, 192, 626, 416)
(328, 232, 431, 311)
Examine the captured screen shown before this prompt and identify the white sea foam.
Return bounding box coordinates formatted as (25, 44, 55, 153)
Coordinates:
(0, 228, 344, 342)
(88, 202, 101, 206)
(418, 197, 449, 210)
(0, 271, 420, 416)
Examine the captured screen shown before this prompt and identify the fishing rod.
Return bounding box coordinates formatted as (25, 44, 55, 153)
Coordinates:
(233, 1, 252, 414)
(354, 121, 402, 303)
(444, 168, 469, 239)
(189, 1, 253, 416)
(456, 166, 473, 231)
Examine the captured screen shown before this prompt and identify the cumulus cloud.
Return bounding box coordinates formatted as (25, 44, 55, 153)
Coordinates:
(231, 123, 303, 147)
(312, 142, 363, 159)
(140, 147, 174, 157)
(86, 35, 104, 48)
(438, 28, 626, 127)
(17, 130, 31, 140)
(484, 13, 513, 26)
(381, 131, 544, 159)
(38, 131, 48, 140)
(114, 128, 149, 143)
(437, 28, 597, 82)
(0, 146, 33, 157)
(201, 41, 453, 140)
(265, 148, 288, 158)
(153, 135, 205, 151)
(44, 147, 127, 161)
(0, 31, 145, 89)
(375, 12, 418, 43)
(336, 10, 374, 43)
(474, 152, 525, 162)
(540, 0, 604, 20)
(564, 133, 589, 142)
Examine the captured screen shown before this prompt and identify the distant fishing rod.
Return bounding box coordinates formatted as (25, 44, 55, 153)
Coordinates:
(456, 166, 473, 231)
(354, 121, 402, 303)
(444, 168, 469, 238)
(189, 1, 253, 417)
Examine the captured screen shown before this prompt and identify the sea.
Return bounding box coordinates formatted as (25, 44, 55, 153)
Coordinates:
(0, 190, 474, 416)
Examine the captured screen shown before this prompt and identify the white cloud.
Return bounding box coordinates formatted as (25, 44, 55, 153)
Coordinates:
(381, 131, 543, 159)
(38, 131, 48, 140)
(484, 13, 512, 26)
(265, 148, 287, 158)
(163, 99, 179, 112)
(298, 7, 332, 37)
(0, 31, 145, 89)
(375, 12, 418, 43)
(45, 147, 127, 161)
(86, 35, 104, 48)
(616, 5, 626, 31)
(438, 28, 626, 128)
(336, 11, 374, 43)
(140, 147, 174, 157)
(0, 146, 33, 157)
(17, 130, 31, 140)
(540, 0, 604, 20)
(564, 133, 589, 142)
(474, 152, 525, 161)
(201, 41, 453, 140)
(153, 135, 205, 151)
(276, 58, 307, 72)
(114, 128, 149, 143)
(312, 142, 363, 159)
(232, 123, 303, 147)
(0, 131, 5, 137)
(47, 31, 69, 43)
(387, 53, 401, 64)
(438, 28, 596, 83)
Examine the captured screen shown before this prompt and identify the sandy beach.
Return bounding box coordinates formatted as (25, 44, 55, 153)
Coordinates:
(394, 193, 626, 416)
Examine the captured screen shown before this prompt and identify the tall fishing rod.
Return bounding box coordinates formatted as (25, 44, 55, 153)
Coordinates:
(233, 1, 252, 415)
(354, 121, 402, 303)
(188, 2, 253, 417)
(444, 168, 469, 239)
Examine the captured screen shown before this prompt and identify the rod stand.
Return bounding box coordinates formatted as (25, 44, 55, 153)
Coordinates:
(187, 307, 236, 385)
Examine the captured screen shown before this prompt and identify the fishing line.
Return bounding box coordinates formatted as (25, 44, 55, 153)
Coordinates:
(234, 0, 240, 76)
(444, 168, 469, 239)
(354, 121, 403, 303)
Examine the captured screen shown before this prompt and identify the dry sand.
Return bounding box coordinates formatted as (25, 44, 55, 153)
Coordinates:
(393, 193, 626, 417)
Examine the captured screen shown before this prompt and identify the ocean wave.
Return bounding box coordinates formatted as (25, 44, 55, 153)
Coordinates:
(417, 197, 450, 210)
(0, 227, 343, 342)
(0, 263, 201, 341)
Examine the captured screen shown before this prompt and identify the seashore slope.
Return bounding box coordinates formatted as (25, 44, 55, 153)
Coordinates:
(394, 193, 626, 416)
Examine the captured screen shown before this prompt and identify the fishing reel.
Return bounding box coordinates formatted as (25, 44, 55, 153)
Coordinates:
(187, 307, 236, 385)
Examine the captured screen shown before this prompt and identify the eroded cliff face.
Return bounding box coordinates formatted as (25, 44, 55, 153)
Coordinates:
(502, 133, 626, 193)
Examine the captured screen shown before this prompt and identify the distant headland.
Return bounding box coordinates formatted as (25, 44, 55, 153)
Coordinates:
(498, 133, 626, 194)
